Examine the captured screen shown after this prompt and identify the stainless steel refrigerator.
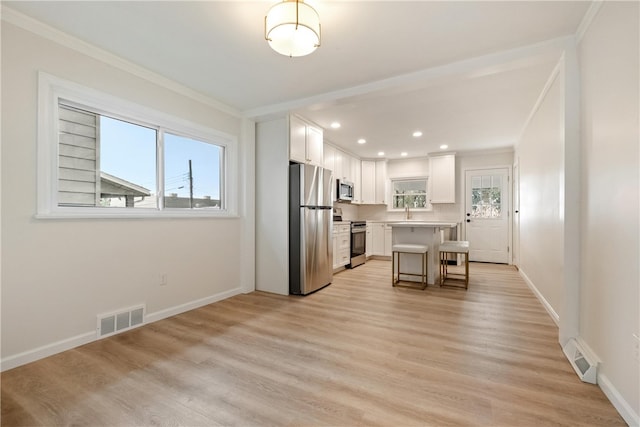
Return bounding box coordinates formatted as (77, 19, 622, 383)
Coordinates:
(289, 163, 333, 295)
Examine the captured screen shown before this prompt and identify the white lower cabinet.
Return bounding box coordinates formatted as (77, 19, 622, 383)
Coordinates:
(384, 224, 393, 256)
(365, 223, 372, 257)
(370, 222, 393, 257)
(333, 223, 351, 269)
(370, 223, 386, 256)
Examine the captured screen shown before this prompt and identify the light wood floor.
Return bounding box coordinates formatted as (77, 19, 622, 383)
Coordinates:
(1, 260, 625, 426)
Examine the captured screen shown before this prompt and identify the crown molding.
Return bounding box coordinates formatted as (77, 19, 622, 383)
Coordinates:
(575, 0, 604, 43)
(1, 5, 241, 118)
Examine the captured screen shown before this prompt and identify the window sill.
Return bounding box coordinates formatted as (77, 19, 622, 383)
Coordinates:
(35, 208, 239, 220)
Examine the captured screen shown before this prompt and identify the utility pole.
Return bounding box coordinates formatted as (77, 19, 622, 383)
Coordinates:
(188, 159, 194, 208)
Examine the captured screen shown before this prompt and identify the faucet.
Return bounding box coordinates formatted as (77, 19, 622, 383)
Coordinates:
(405, 205, 411, 220)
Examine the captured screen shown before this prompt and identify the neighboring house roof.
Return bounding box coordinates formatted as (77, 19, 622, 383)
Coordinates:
(100, 172, 150, 197)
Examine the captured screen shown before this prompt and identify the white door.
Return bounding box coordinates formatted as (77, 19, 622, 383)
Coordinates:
(512, 162, 520, 268)
(465, 168, 510, 263)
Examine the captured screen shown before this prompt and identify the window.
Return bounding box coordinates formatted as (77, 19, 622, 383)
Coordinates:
(38, 73, 237, 218)
(470, 174, 502, 218)
(390, 178, 429, 210)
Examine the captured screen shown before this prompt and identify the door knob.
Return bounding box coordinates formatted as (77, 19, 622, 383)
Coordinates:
(515, 210, 519, 213)
(466, 219, 471, 223)
(466, 213, 471, 216)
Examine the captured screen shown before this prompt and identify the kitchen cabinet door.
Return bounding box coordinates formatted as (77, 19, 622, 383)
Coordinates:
(340, 150, 352, 182)
(351, 156, 361, 203)
(365, 223, 372, 257)
(332, 231, 339, 269)
(375, 160, 388, 204)
(371, 223, 386, 256)
(384, 225, 393, 256)
(324, 144, 336, 173)
(429, 154, 455, 203)
(306, 125, 324, 167)
(289, 116, 307, 164)
(361, 161, 376, 204)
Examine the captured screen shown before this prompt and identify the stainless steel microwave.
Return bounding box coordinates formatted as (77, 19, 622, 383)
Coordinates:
(337, 179, 354, 202)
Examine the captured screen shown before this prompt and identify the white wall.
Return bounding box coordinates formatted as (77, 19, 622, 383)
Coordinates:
(255, 118, 290, 295)
(1, 22, 253, 368)
(516, 68, 565, 320)
(578, 2, 639, 422)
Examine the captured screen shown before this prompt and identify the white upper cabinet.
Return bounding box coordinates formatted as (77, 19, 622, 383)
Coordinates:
(289, 115, 324, 167)
(361, 160, 376, 204)
(351, 156, 362, 204)
(323, 144, 336, 175)
(360, 160, 387, 204)
(429, 154, 455, 203)
(375, 160, 388, 204)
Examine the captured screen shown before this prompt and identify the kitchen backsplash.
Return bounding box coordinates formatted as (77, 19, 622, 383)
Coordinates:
(335, 202, 462, 222)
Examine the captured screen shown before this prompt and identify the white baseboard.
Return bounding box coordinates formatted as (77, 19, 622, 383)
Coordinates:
(1, 287, 244, 372)
(518, 268, 560, 325)
(145, 287, 243, 324)
(1, 331, 95, 372)
(598, 373, 640, 426)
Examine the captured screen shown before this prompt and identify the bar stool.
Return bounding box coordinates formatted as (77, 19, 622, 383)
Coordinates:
(392, 244, 429, 290)
(439, 240, 469, 289)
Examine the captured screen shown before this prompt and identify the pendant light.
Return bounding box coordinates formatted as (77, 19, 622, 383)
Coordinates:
(265, 0, 321, 57)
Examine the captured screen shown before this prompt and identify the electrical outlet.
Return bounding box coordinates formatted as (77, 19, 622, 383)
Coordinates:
(159, 273, 168, 286)
(633, 333, 640, 363)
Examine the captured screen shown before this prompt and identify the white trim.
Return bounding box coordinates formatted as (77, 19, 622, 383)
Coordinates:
(1, 5, 240, 118)
(576, 0, 604, 43)
(0, 287, 243, 372)
(145, 287, 243, 324)
(245, 36, 573, 120)
(518, 268, 560, 325)
(1, 331, 96, 372)
(598, 373, 640, 427)
(515, 54, 564, 149)
(37, 72, 239, 219)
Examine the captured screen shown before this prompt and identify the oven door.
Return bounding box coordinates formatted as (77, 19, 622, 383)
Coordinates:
(351, 228, 366, 257)
(349, 228, 366, 268)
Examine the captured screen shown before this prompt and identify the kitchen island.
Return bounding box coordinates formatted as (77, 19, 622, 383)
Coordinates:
(389, 221, 458, 285)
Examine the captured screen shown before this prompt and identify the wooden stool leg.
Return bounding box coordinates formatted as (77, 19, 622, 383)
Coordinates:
(465, 252, 469, 289)
(391, 251, 395, 286)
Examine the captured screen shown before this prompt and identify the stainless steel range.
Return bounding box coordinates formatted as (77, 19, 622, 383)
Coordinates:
(348, 221, 367, 268)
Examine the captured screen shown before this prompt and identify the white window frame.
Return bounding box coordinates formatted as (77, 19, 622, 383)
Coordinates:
(388, 176, 432, 212)
(37, 72, 239, 219)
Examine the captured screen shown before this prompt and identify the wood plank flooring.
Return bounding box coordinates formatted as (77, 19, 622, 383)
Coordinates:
(1, 260, 626, 426)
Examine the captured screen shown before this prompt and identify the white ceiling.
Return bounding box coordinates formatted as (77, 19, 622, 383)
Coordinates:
(5, 1, 591, 158)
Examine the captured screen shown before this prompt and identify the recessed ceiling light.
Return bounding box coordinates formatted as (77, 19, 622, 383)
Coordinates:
(401, 152, 408, 157)
(357, 139, 366, 144)
(377, 151, 385, 156)
(412, 131, 423, 138)
(330, 122, 341, 129)
(440, 144, 448, 150)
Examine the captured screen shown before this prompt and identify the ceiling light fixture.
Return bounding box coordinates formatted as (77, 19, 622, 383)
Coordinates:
(330, 122, 341, 129)
(401, 152, 408, 157)
(378, 151, 385, 156)
(357, 139, 366, 144)
(265, 0, 321, 57)
(440, 144, 449, 150)
(412, 131, 423, 138)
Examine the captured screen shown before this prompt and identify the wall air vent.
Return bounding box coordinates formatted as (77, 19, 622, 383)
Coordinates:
(97, 304, 145, 339)
(562, 338, 598, 384)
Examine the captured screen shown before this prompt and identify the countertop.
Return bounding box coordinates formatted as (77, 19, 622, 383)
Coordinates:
(366, 220, 458, 227)
(388, 221, 458, 228)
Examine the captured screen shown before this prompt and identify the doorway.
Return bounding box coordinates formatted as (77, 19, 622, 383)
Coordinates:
(464, 168, 510, 263)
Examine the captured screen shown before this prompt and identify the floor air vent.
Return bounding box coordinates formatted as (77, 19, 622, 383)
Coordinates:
(562, 338, 597, 384)
(97, 305, 145, 338)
